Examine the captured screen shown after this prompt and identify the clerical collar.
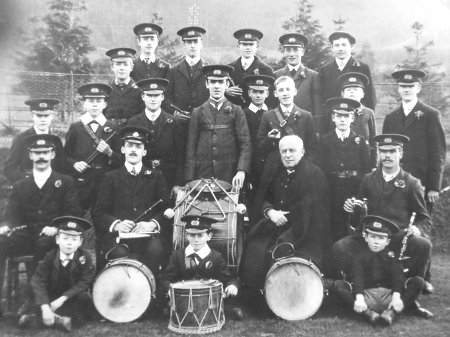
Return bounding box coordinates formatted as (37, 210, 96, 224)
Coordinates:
(288, 64, 301, 72)
(81, 112, 106, 126)
(185, 244, 211, 260)
(145, 108, 162, 122)
(186, 56, 200, 66)
(402, 98, 418, 117)
(335, 56, 351, 69)
(248, 103, 267, 113)
(382, 168, 400, 182)
(115, 78, 131, 86)
(140, 54, 156, 63)
(33, 126, 49, 135)
(335, 128, 351, 140)
(124, 162, 142, 175)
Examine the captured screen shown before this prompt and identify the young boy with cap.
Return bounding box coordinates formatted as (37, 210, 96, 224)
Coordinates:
(65, 83, 121, 211)
(185, 64, 251, 189)
(103, 48, 145, 127)
(130, 23, 170, 83)
(19, 216, 95, 331)
(332, 215, 427, 325)
(316, 97, 371, 241)
(338, 72, 377, 166)
(4, 98, 66, 183)
(160, 215, 240, 317)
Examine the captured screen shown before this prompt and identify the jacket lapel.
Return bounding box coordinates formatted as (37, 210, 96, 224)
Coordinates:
(178, 60, 190, 81)
(403, 101, 422, 130)
(118, 166, 136, 193)
(191, 59, 205, 82)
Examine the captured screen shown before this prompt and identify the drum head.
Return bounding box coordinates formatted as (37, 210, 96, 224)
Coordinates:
(265, 259, 323, 320)
(186, 179, 232, 192)
(172, 279, 220, 290)
(93, 261, 153, 323)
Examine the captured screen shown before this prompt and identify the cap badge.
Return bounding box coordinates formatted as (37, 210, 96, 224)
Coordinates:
(67, 222, 77, 229)
(191, 220, 200, 226)
(288, 37, 296, 43)
(118, 50, 125, 56)
(150, 83, 157, 89)
(39, 103, 47, 108)
(213, 70, 221, 75)
(145, 27, 152, 32)
(349, 77, 356, 82)
(404, 74, 412, 80)
(245, 34, 252, 39)
(384, 137, 392, 143)
(132, 132, 139, 137)
(188, 30, 195, 36)
(256, 79, 263, 85)
(91, 88, 99, 93)
(340, 103, 348, 109)
(373, 222, 382, 228)
(37, 140, 45, 145)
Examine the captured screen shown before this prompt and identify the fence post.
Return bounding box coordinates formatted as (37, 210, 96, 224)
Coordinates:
(70, 71, 74, 123)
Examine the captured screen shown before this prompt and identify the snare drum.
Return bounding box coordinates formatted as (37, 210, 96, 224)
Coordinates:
(169, 279, 225, 334)
(93, 258, 156, 323)
(264, 257, 324, 320)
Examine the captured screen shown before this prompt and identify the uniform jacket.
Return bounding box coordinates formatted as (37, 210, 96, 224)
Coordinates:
(257, 105, 318, 163)
(185, 99, 251, 183)
(319, 57, 376, 111)
(130, 57, 171, 83)
(6, 171, 81, 229)
(127, 111, 185, 187)
(352, 106, 377, 166)
(166, 59, 209, 114)
(382, 100, 446, 192)
(4, 128, 66, 183)
(275, 65, 322, 119)
(228, 56, 276, 108)
(91, 165, 170, 240)
(31, 248, 95, 305)
(104, 80, 145, 124)
(351, 247, 404, 295)
(243, 107, 266, 186)
(358, 168, 432, 240)
(160, 248, 237, 293)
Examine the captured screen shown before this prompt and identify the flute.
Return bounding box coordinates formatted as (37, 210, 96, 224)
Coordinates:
(399, 212, 416, 260)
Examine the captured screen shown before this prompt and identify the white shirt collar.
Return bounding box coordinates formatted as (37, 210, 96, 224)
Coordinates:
(335, 128, 351, 140)
(33, 126, 49, 135)
(280, 104, 294, 114)
(402, 98, 418, 116)
(185, 244, 211, 260)
(248, 103, 268, 113)
(186, 56, 200, 66)
(335, 56, 351, 69)
(145, 108, 162, 122)
(210, 97, 226, 110)
(241, 56, 255, 68)
(33, 168, 52, 189)
(140, 54, 156, 63)
(115, 78, 131, 86)
(288, 64, 301, 72)
(124, 162, 142, 175)
(382, 168, 401, 182)
(60, 252, 75, 261)
(80, 112, 106, 126)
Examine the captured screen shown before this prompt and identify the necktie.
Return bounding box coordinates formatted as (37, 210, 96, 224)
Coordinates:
(210, 101, 220, 111)
(291, 68, 296, 77)
(61, 258, 71, 267)
(242, 62, 248, 70)
(339, 61, 345, 71)
(130, 166, 137, 176)
(287, 169, 295, 175)
(89, 120, 99, 132)
(116, 82, 126, 87)
(188, 253, 200, 267)
(145, 58, 150, 64)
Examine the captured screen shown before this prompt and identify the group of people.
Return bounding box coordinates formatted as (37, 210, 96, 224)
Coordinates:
(0, 22, 446, 331)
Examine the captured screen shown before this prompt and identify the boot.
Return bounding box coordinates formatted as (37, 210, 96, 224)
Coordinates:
(380, 308, 396, 325)
(18, 314, 38, 329)
(362, 309, 380, 324)
(333, 280, 354, 306)
(54, 314, 72, 332)
(423, 281, 434, 295)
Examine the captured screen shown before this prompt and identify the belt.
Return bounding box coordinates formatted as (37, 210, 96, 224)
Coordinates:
(331, 170, 358, 178)
(201, 124, 233, 130)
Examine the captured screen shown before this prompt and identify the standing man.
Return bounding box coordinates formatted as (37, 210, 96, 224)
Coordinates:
(128, 78, 184, 194)
(92, 126, 171, 275)
(331, 134, 433, 318)
(0, 134, 81, 312)
(130, 23, 170, 82)
(227, 29, 276, 108)
(185, 65, 251, 188)
(4, 98, 65, 183)
(275, 33, 322, 126)
(319, 31, 376, 133)
(103, 48, 145, 127)
(382, 69, 446, 211)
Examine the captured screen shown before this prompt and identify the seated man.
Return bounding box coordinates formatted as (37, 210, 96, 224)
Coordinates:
(91, 126, 171, 275)
(331, 134, 433, 318)
(242, 135, 329, 290)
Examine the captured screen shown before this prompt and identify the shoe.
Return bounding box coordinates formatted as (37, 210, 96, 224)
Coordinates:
(409, 301, 434, 319)
(231, 307, 244, 321)
(423, 281, 434, 295)
(18, 314, 37, 328)
(323, 278, 335, 292)
(362, 309, 380, 325)
(380, 309, 395, 325)
(54, 314, 72, 332)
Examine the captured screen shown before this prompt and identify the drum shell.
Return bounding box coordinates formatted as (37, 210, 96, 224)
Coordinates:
(264, 257, 324, 321)
(92, 258, 155, 323)
(169, 280, 225, 334)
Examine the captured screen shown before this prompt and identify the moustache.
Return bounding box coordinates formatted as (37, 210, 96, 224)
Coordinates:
(36, 159, 48, 164)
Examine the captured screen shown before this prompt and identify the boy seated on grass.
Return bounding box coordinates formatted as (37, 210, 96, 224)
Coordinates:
(331, 215, 428, 325)
(19, 216, 95, 331)
(160, 215, 242, 319)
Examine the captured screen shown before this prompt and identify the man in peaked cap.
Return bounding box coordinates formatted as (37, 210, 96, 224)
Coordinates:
(128, 78, 184, 194)
(383, 69, 446, 214)
(103, 47, 145, 127)
(338, 72, 377, 166)
(184, 64, 251, 189)
(64, 83, 122, 211)
(92, 125, 171, 275)
(227, 29, 276, 108)
(275, 33, 323, 125)
(130, 23, 170, 83)
(332, 133, 434, 318)
(315, 97, 371, 241)
(4, 98, 66, 183)
(319, 31, 376, 133)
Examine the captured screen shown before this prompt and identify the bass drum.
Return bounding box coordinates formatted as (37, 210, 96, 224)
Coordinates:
(264, 257, 324, 320)
(92, 258, 155, 323)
